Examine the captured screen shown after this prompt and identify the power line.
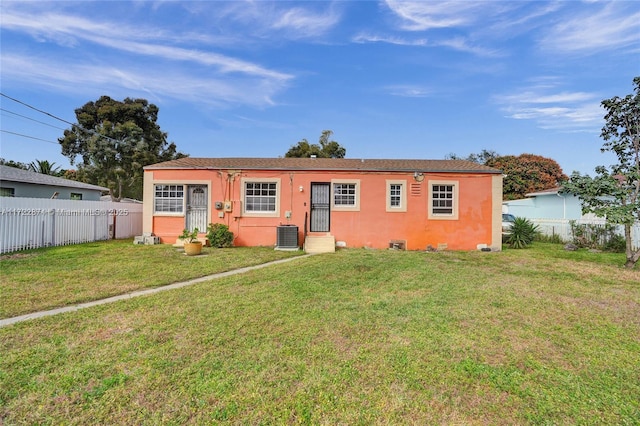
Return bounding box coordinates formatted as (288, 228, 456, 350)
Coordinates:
(0, 108, 66, 131)
(0, 92, 121, 144)
(0, 130, 59, 145)
(0, 92, 76, 127)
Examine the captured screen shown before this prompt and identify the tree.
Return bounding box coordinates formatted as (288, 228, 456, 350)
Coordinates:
(59, 96, 186, 201)
(28, 159, 62, 176)
(285, 130, 346, 158)
(486, 154, 568, 200)
(562, 76, 640, 269)
(0, 158, 28, 170)
(446, 149, 499, 164)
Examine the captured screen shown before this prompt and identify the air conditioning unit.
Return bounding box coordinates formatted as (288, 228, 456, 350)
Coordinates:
(276, 225, 299, 250)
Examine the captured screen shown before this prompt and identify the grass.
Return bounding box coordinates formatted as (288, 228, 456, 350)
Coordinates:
(1, 243, 639, 424)
(0, 239, 303, 318)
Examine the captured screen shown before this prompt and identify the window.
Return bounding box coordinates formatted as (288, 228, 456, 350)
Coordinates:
(432, 185, 453, 214)
(334, 183, 356, 206)
(245, 182, 276, 211)
(70, 193, 82, 200)
(0, 187, 15, 197)
(390, 185, 401, 207)
(154, 184, 184, 213)
(386, 180, 407, 212)
(428, 180, 459, 220)
(331, 179, 360, 211)
(242, 178, 280, 217)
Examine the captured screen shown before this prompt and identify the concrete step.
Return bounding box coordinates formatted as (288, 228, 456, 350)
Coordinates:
(304, 234, 335, 254)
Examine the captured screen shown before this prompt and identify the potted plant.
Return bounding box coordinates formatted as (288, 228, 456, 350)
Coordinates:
(180, 228, 202, 256)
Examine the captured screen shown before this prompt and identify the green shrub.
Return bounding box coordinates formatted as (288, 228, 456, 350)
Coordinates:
(535, 233, 564, 244)
(570, 221, 625, 251)
(506, 217, 539, 249)
(603, 234, 626, 253)
(206, 223, 234, 248)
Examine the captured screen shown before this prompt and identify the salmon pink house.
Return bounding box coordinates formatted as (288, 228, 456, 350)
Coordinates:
(143, 158, 503, 252)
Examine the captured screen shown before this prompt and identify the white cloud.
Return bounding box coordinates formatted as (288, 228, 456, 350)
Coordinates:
(352, 32, 500, 57)
(0, 3, 293, 108)
(432, 37, 501, 57)
(540, 2, 640, 53)
(271, 6, 341, 38)
(384, 0, 484, 31)
(494, 83, 604, 131)
(0, 53, 289, 108)
(384, 85, 433, 98)
(352, 33, 428, 46)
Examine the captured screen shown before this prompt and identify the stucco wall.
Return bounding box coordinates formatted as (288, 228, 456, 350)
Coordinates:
(144, 168, 500, 251)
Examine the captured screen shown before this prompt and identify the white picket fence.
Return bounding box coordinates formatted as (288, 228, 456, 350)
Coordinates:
(0, 198, 143, 254)
(530, 218, 640, 249)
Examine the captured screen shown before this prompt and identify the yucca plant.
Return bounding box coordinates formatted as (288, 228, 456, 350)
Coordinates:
(506, 217, 539, 249)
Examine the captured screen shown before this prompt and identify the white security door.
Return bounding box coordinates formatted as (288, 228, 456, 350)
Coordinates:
(186, 185, 208, 232)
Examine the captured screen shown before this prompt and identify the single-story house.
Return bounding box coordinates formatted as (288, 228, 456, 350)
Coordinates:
(0, 165, 108, 201)
(143, 157, 503, 252)
(502, 187, 598, 220)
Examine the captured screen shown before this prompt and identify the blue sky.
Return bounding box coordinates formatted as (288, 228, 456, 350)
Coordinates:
(1, 1, 639, 176)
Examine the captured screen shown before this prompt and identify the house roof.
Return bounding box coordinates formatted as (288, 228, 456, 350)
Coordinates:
(145, 157, 502, 174)
(525, 187, 562, 197)
(0, 165, 109, 192)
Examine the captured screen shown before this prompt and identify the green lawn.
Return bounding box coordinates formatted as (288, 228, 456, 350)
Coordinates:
(1, 243, 639, 424)
(0, 240, 303, 318)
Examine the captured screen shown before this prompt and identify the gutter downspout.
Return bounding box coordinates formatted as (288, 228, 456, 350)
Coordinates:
(557, 192, 566, 219)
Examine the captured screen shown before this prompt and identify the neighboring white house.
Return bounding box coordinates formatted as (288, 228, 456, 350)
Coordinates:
(0, 165, 108, 201)
(502, 187, 597, 220)
(503, 187, 639, 248)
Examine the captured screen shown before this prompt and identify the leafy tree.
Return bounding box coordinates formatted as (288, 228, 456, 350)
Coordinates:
(62, 169, 78, 181)
(446, 149, 499, 164)
(28, 159, 62, 176)
(0, 158, 28, 170)
(59, 96, 187, 201)
(563, 76, 640, 269)
(486, 154, 568, 201)
(285, 130, 346, 158)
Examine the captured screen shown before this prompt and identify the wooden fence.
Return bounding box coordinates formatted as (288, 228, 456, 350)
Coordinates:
(530, 218, 639, 249)
(0, 198, 143, 254)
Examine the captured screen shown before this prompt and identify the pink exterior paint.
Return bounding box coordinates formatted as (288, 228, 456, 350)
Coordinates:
(144, 161, 502, 251)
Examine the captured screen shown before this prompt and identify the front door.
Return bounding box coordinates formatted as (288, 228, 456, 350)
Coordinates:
(310, 183, 330, 232)
(186, 185, 208, 232)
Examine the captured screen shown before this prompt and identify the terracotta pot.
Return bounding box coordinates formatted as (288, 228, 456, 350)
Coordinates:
(183, 241, 203, 256)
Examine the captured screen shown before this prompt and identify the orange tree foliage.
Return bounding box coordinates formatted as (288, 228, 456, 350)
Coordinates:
(486, 154, 568, 200)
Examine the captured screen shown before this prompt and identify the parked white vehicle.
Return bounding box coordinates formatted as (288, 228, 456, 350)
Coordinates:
(502, 213, 516, 234)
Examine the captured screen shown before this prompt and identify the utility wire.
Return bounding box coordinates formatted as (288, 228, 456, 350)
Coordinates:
(0, 92, 121, 144)
(1, 92, 76, 127)
(0, 130, 59, 145)
(0, 108, 67, 131)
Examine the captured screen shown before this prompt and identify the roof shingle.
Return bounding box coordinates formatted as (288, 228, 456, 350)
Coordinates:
(144, 157, 501, 174)
(0, 165, 109, 191)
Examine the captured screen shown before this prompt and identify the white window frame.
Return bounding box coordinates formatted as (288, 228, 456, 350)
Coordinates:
(241, 177, 281, 218)
(428, 180, 459, 220)
(153, 184, 185, 216)
(331, 179, 360, 211)
(386, 180, 407, 212)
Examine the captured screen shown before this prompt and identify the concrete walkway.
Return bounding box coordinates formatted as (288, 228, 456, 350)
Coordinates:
(0, 254, 311, 328)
